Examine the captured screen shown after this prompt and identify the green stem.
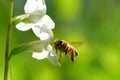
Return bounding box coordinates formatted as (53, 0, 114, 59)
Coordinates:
(4, 0, 14, 80)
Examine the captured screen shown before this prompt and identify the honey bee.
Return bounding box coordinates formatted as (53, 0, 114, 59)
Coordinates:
(54, 39, 83, 63)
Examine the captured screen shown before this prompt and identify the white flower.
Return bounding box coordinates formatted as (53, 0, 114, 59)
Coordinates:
(16, 0, 55, 40)
(15, 0, 60, 65)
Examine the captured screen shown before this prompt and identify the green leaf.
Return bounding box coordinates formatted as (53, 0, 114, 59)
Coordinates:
(9, 39, 50, 60)
(12, 13, 30, 25)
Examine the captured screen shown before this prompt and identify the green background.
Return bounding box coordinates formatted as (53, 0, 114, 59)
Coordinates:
(0, 0, 120, 80)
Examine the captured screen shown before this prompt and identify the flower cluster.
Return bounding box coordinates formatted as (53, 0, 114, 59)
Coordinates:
(15, 0, 60, 65)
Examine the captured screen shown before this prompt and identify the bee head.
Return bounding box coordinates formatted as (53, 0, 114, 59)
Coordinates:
(54, 39, 63, 46)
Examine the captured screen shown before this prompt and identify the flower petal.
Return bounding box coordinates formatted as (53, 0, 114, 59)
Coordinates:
(31, 24, 41, 38)
(46, 44, 52, 51)
(32, 24, 53, 40)
(48, 52, 61, 66)
(40, 25, 54, 39)
(39, 32, 49, 40)
(31, 25, 49, 40)
(32, 49, 48, 60)
(38, 15, 55, 29)
(16, 22, 32, 31)
(24, 0, 46, 14)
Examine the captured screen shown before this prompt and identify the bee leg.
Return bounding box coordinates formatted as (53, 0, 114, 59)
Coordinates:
(71, 52, 75, 62)
(65, 47, 68, 55)
(59, 52, 63, 63)
(71, 54, 74, 62)
(55, 50, 58, 54)
(65, 52, 67, 55)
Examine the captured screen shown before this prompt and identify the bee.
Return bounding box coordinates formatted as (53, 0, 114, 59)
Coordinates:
(54, 39, 83, 63)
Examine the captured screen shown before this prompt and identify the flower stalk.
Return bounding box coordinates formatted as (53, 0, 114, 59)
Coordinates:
(4, 0, 14, 80)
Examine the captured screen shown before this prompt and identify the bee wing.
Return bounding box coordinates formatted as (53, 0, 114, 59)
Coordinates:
(69, 41, 84, 47)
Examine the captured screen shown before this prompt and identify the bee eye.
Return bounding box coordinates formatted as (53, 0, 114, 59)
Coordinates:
(59, 40, 63, 44)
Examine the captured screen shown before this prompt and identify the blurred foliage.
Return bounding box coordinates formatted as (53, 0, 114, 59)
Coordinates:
(0, 0, 120, 80)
